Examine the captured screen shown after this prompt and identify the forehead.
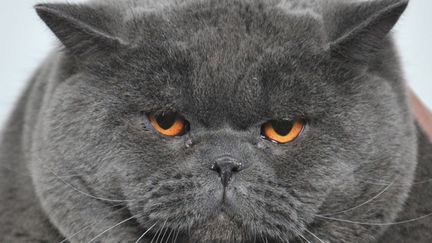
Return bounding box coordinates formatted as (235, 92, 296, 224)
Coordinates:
(120, 0, 332, 126)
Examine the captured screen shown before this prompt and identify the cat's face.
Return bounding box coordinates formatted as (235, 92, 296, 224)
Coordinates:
(33, 0, 416, 242)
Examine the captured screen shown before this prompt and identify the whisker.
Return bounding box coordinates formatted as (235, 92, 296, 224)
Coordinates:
(151, 221, 165, 243)
(315, 212, 432, 226)
(149, 226, 160, 243)
(135, 223, 157, 243)
(252, 223, 257, 243)
(88, 214, 138, 242)
(172, 227, 180, 243)
(276, 232, 286, 243)
(155, 218, 168, 243)
(59, 204, 126, 243)
(364, 178, 432, 186)
(303, 228, 325, 243)
(164, 227, 175, 243)
(46, 166, 135, 202)
(159, 224, 169, 243)
(296, 231, 311, 243)
(259, 232, 266, 243)
(320, 178, 397, 216)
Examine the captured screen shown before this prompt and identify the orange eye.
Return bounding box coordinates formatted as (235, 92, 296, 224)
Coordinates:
(148, 112, 189, 137)
(261, 119, 304, 144)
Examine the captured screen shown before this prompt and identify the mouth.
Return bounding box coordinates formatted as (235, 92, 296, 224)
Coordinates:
(143, 225, 307, 243)
(208, 206, 241, 227)
(135, 178, 311, 243)
(138, 204, 307, 243)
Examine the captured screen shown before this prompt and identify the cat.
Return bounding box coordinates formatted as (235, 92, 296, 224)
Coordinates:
(1, 0, 431, 242)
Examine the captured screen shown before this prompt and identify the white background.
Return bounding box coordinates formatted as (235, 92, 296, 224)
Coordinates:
(0, 0, 431, 127)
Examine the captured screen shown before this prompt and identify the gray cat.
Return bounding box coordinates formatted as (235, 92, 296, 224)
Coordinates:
(1, 0, 431, 242)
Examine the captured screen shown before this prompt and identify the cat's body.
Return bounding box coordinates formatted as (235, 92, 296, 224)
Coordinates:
(1, 0, 431, 242)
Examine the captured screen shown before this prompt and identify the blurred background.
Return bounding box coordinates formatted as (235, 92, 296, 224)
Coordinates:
(0, 0, 431, 127)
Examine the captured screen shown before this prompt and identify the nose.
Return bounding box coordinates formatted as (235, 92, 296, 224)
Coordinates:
(210, 157, 243, 187)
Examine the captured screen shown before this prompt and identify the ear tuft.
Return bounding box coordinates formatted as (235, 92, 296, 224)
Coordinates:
(35, 3, 125, 57)
(326, 0, 409, 65)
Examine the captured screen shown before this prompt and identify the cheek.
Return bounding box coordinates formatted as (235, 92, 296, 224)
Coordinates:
(258, 138, 356, 201)
(114, 142, 198, 197)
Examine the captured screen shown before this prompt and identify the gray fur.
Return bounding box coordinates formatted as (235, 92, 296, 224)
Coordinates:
(0, 0, 430, 242)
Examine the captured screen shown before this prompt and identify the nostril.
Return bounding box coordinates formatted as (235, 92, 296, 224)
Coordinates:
(210, 161, 241, 175)
(232, 164, 240, 173)
(210, 159, 243, 187)
(211, 164, 222, 175)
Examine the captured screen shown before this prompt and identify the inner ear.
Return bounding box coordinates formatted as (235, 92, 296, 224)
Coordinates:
(35, 3, 127, 58)
(324, 0, 408, 65)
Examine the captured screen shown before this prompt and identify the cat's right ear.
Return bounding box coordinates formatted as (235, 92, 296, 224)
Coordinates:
(35, 3, 126, 58)
(325, 0, 408, 65)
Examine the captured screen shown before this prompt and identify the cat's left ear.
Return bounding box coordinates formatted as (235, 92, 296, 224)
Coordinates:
(35, 3, 126, 58)
(326, 0, 408, 65)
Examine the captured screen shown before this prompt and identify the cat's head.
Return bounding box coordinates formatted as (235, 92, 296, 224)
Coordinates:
(33, 0, 416, 242)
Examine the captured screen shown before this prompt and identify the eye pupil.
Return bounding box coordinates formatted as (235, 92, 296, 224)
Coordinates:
(156, 112, 178, 130)
(261, 119, 304, 144)
(271, 120, 294, 136)
(148, 112, 189, 137)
